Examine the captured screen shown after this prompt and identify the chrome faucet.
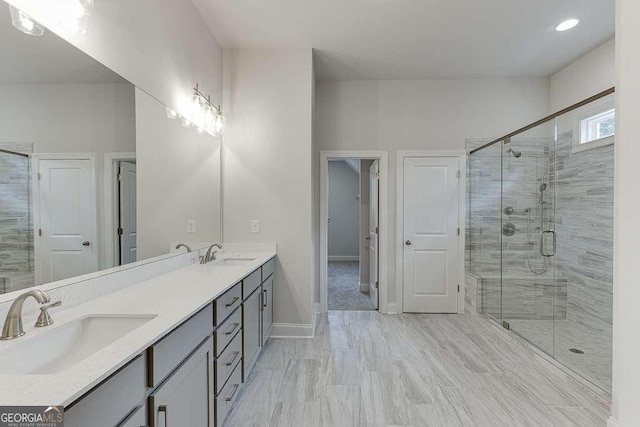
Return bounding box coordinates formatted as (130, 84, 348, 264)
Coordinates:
(175, 243, 193, 253)
(200, 244, 223, 264)
(1, 290, 52, 340)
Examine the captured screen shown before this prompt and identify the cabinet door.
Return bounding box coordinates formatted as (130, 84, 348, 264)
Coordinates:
(150, 337, 212, 427)
(118, 405, 146, 427)
(261, 276, 274, 345)
(243, 288, 261, 377)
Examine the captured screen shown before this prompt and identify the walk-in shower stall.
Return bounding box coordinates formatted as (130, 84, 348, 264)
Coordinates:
(467, 89, 615, 394)
(0, 147, 33, 294)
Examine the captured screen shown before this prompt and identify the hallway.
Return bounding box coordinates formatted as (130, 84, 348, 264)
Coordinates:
(327, 261, 374, 311)
(223, 310, 610, 426)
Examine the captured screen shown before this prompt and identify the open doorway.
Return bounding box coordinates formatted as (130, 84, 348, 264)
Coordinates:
(320, 151, 389, 313)
(327, 159, 377, 310)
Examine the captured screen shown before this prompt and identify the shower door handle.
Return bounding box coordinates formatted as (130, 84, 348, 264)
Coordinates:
(539, 230, 556, 257)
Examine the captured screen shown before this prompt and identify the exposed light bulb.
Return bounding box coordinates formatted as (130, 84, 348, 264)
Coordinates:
(555, 18, 579, 32)
(59, 0, 94, 35)
(61, 0, 86, 19)
(9, 5, 45, 36)
(214, 114, 225, 134)
(181, 116, 194, 128)
(165, 107, 179, 120)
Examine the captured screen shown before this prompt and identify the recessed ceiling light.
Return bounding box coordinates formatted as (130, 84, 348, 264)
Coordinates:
(556, 19, 580, 32)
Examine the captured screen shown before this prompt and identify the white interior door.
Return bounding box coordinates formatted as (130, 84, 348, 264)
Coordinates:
(37, 159, 97, 284)
(118, 161, 137, 265)
(402, 157, 459, 313)
(369, 160, 379, 309)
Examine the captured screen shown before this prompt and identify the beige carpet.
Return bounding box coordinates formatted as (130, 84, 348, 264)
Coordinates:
(328, 261, 375, 310)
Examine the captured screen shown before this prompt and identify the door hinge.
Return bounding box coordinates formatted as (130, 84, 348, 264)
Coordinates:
(38, 228, 42, 237)
(117, 173, 123, 182)
(457, 284, 460, 293)
(457, 227, 460, 236)
(375, 226, 379, 234)
(37, 172, 41, 181)
(117, 227, 124, 236)
(457, 170, 461, 178)
(375, 281, 379, 289)
(375, 171, 380, 180)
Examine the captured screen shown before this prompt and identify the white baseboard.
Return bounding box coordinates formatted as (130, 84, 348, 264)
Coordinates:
(360, 282, 369, 292)
(328, 256, 359, 262)
(385, 302, 398, 314)
(607, 416, 618, 427)
(270, 322, 314, 338)
(271, 303, 321, 339)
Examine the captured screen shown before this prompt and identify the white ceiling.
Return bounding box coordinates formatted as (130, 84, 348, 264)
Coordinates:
(191, 0, 615, 81)
(0, 10, 126, 84)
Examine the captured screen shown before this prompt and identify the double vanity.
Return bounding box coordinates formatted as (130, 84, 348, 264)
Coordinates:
(0, 250, 276, 427)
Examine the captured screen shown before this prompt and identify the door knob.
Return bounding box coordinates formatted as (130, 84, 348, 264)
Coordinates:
(365, 237, 371, 240)
(82, 241, 91, 246)
(405, 240, 412, 246)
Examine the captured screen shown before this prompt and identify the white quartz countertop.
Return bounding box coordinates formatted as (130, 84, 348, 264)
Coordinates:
(0, 252, 276, 407)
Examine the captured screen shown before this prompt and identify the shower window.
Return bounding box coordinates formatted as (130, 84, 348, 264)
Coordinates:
(574, 98, 615, 152)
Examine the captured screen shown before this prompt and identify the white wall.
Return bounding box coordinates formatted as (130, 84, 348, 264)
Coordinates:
(328, 161, 360, 259)
(315, 78, 550, 307)
(5, 0, 222, 124)
(0, 82, 136, 269)
(135, 88, 221, 259)
(611, 2, 639, 426)
(223, 49, 315, 329)
(550, 39, 616, 112)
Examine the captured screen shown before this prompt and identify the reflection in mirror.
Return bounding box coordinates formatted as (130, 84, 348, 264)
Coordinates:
(0, 3, 221, 296)
(0, 7, 136, 293)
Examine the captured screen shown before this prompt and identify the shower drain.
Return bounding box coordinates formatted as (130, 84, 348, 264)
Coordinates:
(569, 348, 585, 354)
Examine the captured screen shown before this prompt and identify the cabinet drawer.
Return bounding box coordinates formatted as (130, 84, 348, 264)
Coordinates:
(214, 283, 242, 326)
(262, 258, 275, 282)
(65, 356, 145, 427)
(215, 362, 242, 427)
(148, 304, 213, 387)
(242, 269, 261, 298)
(214, 329, 242, 394)
(215, 308, 242, 356)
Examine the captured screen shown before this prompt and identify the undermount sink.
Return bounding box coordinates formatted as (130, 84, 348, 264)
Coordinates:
(0, 314, 157, 375)
(209, 257, 256, 267)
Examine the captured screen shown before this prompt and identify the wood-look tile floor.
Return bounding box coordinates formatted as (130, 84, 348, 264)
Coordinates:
(223, 310, 610, 427)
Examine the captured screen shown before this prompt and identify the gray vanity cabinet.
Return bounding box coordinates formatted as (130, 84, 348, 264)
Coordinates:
(243, 287, 262, 376)
(148, 336, 213, 427)
(261, 275, 274, 345)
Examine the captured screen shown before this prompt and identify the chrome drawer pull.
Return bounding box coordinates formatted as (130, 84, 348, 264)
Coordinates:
(263, 289, 268, 308)
(158, 405, 168, 427)
(225, 351, 240, 366)
(225, 322, 240, 335)
(225, 296, 240, 307)
(226, 384, 240, 401)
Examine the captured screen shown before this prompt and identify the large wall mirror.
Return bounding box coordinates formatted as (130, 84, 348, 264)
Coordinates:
(0, 1, 221, 295)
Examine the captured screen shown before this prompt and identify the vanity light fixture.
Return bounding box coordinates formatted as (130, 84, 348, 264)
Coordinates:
(191, 83, 225, 136)
(58, 0, 94, 34)
(9, 5, 45, 36)
(555, 18, 579, 32)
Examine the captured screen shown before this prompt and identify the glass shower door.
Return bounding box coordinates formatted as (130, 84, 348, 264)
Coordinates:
(500, 122, 556, 357)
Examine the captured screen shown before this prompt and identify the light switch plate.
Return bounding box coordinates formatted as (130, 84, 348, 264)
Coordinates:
(186, 220, 196, 233)
(251, 220, 260, 233)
